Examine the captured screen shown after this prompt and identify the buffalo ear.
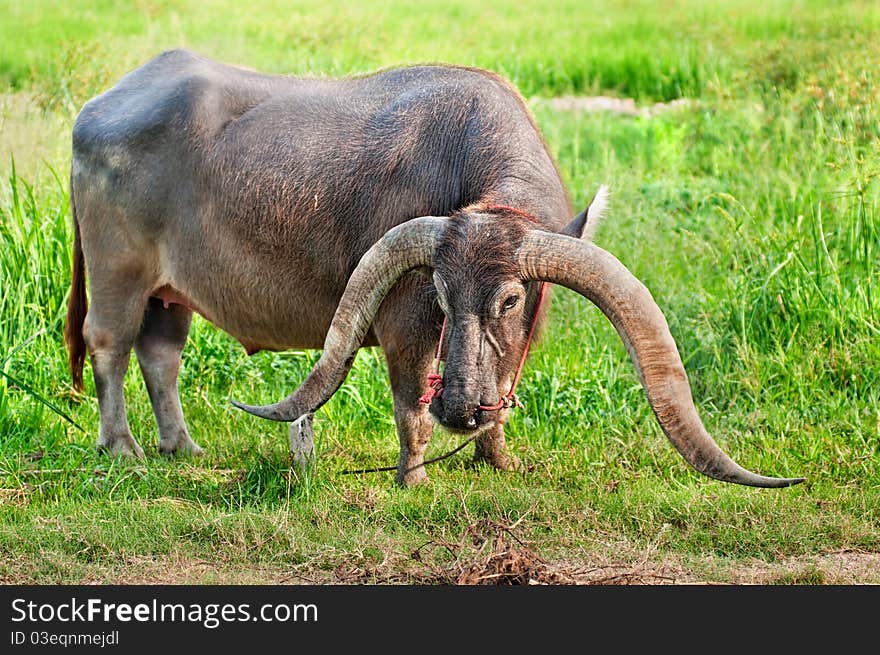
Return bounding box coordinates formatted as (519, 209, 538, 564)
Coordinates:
(560, 184, 610, 241)
(561, 207, 589, 239)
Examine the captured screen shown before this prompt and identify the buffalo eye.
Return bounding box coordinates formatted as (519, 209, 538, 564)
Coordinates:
(502, 295, 519, 312)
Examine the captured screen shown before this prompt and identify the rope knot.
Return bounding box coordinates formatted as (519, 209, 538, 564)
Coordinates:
(419, 373, 443, 405)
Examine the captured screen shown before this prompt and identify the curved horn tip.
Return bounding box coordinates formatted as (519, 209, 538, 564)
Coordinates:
(764, 476, 806, 489)
(230, 399, 292, 423)
(718, 473, 806, 489)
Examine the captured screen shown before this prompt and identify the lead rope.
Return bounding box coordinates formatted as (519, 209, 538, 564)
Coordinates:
(340, 434, 479, 476)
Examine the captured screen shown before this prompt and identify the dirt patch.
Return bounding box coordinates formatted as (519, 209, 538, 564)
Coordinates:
(707, 551, 880, 585)
(0, 92, 70, 183)
(314, 520, 880, 586)
(535, 95, 692, 117)
(3, 547, 877, 586)
(1, 509, 876, 586)
(405, 520, 880, 585)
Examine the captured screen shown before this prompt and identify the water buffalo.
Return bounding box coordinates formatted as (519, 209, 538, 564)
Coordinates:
(66, 49, 802, 488)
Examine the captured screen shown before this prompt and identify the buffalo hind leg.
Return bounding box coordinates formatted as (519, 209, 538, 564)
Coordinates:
(83, 286, 148, 458)
(135, 298, 202, 456)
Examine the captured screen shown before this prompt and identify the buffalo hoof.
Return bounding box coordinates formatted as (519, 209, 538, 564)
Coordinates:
(396, 466, 429, 487)
(472, 431, 520, 472)
(97, 435, 145, 459)
(473, 451, 521, 472)
(160, 434, 204, 457)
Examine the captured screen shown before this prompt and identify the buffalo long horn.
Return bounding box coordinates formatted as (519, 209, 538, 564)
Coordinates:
(233, 216, 448, 422)
(518, 230, 804, 488)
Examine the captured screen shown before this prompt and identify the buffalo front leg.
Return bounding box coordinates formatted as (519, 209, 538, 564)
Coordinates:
(473, 420, 521, 472)
(374, 277, 439, 486)
(390, 388, 434, 486)
(381, 339, 435, 485)
(134, 298, 202, 456)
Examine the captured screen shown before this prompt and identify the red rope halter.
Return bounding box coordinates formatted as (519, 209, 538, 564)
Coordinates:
(419, 280, 548, 411)
(418, 204, 547, 411)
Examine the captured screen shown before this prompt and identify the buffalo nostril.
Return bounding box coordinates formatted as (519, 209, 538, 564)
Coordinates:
(466, 416, 477, 429)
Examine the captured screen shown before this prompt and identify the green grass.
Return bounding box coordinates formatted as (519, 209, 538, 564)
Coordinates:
(1, 0, 878, 584)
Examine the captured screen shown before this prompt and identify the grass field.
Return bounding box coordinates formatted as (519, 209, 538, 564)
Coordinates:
(0, 0, 878, 584)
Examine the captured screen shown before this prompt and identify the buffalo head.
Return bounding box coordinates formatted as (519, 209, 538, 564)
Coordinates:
(234, 188, 804, 489)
